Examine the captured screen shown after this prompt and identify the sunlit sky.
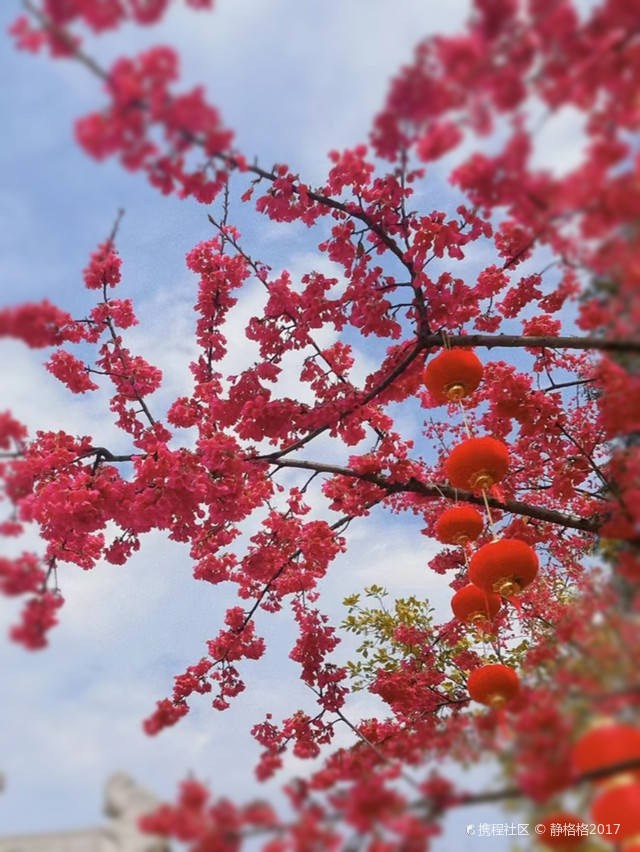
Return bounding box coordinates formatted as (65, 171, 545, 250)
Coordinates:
(0, 1, 594, 848)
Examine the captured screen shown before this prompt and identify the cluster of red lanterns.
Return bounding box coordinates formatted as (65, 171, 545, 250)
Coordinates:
(574, 721, 640, 848)
(536, 722, 640, 850)
(425, 348, 539, 708)
(426, 348, 640, 845)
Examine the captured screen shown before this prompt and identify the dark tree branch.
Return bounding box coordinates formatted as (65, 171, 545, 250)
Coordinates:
(78, 447, 138, 464)
(75, 446, 601, 533)
(268, 457, 602, 533)
(541, 377, 596, 393)
(228, 755, 640, 841)
(216, 152, 414, 275)
(422, 332, 640, 353)
(259, 339, 425, 462)
(444, 756, 640, 810)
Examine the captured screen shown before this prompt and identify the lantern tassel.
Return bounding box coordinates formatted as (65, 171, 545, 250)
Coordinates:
(457, 400, 473, 439)
(489, 483, 505, 503)
(481, 487, 498, 540)
(482, 590, 495, 622)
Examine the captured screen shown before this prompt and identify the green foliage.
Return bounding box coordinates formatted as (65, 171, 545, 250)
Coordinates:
(341, 586, 438, 690)
(341, 586, 536, 695)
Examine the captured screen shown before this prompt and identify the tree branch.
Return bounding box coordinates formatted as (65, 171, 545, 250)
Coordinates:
(422, 332, 640, 353)
(268, 457, 602, 533)
(259, 339, 424, 462)
(225, 755, 640, 842)
(444, 756, 640, 809)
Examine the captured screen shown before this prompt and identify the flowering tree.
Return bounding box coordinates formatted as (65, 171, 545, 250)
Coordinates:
(2, 0, 640, 849)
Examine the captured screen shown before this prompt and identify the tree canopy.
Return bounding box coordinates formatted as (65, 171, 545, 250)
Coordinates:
(1, 0, 640, 849)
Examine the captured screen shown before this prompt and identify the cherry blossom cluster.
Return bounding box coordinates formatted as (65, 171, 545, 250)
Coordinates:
(10, 0, 212, 53)
(2, 0, 640, 847)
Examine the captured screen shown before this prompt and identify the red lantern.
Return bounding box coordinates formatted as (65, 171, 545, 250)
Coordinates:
(423, 349, 484, 403)
(591, 777, 640, 842)
(451, 585, 501, 623)
(536, 813, 586, 849)
(467, 663, 520, 708)
(435, 506, 484, 544)
(445, 437, 510, 491)
(469, 539, 539, 597)
(572, 721, 640, 782)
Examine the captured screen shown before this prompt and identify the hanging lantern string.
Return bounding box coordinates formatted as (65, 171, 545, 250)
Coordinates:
(482, 590, 494, 623)
(457, 400, 473, 439)
(477, 618, 499, 661)
(478, 625, 489, 656)
(432, 482, 448, 500)
(480, 486, 499, 540)
(478, 612, 491, 656)
(478, 591, 493, 659)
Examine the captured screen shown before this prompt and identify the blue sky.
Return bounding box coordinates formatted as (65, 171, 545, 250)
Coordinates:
(0, 1, 593, 847)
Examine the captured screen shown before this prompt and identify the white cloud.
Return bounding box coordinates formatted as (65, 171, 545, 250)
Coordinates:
(529, 103, 589, 176)
(161, 0, 473, 178)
